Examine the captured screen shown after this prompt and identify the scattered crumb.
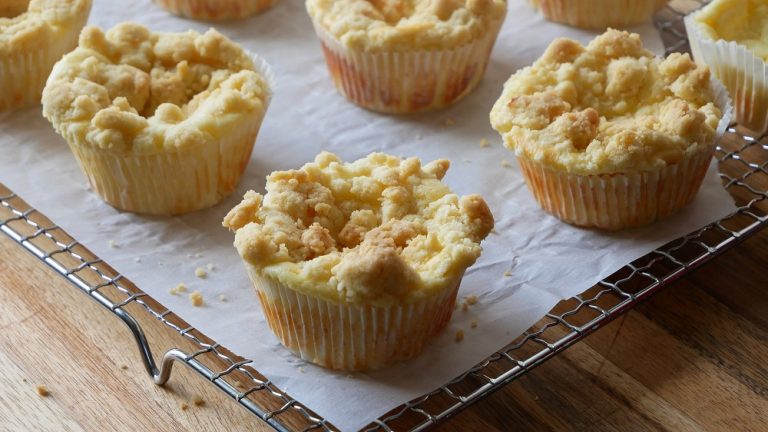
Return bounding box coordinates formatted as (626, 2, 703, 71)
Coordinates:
(120, 364, 128, 370)
(35, 385, 50, 397)
(465, 295, 478, 306)
(500, 159, 512, 168)
(22, 378, 27, 383)
(471, 320, 478, 329)
(180, 402, 189, 411)
(195, 267, 207, 279)
(503, 271, 512, 277)
(192, 395, 205, 407)
(108, 239, 118, 249)
(133, 256, 142, 263)
(169, 283, 187, 296)
(461, 302, 469, 312)
(479, 138, 490, 148)
(218, 294, 228, 302)
(190, 291, 204, 307)
(455, 330, 465, 343)
(444, 118, 456, 127)
(206, 263, 216, 272)
(298, 366, 305, 374)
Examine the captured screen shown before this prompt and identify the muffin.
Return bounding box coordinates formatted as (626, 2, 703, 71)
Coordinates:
(154, 0, 277, 21)
(490, 29, 732, 230)
(223, 152, 494, 371)
(529, 0, 668, 29)
(306, 0, 507, 114)
(42, 23, 273, 215)
(686, 0, 768, 135)
(0, 0, 92, 111)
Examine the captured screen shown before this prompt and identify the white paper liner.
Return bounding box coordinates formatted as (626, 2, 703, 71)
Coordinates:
(311, 18, 504, 114)
(153, 0, 277, 20)
(0, 11, 89, 111)
(246, 264, 462, 371)
(55, 53, 275, 216)
(685, 12, 768, 135)
(531, 0, 668, 29)
(516, 76, 733, 230)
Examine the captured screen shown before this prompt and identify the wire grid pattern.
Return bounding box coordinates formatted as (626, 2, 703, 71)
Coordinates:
(0, 1, 766, 430)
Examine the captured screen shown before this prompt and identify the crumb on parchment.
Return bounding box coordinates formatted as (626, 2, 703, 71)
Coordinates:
(190, 291, 203, 307)
(479, 138, 490, 148)
(455, 330, 465, 343)
(195, 267, 207, 278)
(169, 282, 187, 296)
(471, 320, 478, 329)
(500, 159, 512, 168)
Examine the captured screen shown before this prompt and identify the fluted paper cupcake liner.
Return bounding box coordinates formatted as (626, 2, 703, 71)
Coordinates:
(311, 18, 503, 114)
(0, 12, 89, 111)
(516, 77, 732, 230)
(246, 265, 462, 371)
(153, 0, 277, 20)
(685, 14, 768, 136)
(531, 0, 667, 29)
(65, 54, 274, 215)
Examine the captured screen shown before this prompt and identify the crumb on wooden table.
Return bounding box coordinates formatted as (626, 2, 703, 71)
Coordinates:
(169, 282, 187, 296)
(479, 138, 490, 148)
(455, 330, 465, 343)
(195, 267, 207, 279)
(35, 385, 50, 397)
(120, 364, 128, 370)
(180, 402, 189, 411)
(190, 291, 203, 307)
(192, 395, 205, 407)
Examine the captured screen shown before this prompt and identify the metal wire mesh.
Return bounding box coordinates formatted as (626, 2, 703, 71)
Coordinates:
(0, 1, 765, 431)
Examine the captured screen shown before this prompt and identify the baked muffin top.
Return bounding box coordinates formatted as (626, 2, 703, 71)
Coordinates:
(223, 152, 494, 306)
(306, 0, 506, 51)
(0, 0, 91, 55)
(490, 29, 723, 175)
(692, 0, 768, 61)
(42, 22, 271, 154)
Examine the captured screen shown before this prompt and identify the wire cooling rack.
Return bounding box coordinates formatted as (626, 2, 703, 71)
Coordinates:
(1, 1, 766, 430)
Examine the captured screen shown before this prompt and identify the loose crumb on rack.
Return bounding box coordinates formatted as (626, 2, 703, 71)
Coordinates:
(455, 330, 465, 343)
(35, 385, 50, 397)
(500, 159, 512, 168)
(479, 138, 490, 148)
(169, 283, 187, 296)
(190, 291, 204, 307)
(218, 294, 228, 302)
(471, 320, 478, 329)
(195, 267, 207, 279)
(503, 271, 512, 277)
(192, 395, 205, 407)
(444, 118, 456, 127)
(108, 239, 118, 249)
(180, 402, 189, 411)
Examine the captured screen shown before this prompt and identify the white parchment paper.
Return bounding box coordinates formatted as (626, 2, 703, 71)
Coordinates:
(0, 1, 736, 430)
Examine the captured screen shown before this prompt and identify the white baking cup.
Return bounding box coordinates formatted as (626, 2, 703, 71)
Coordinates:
(311, 18, 504, 114)
(516, 77, 733, 231)
(153, 0, 277, 20)
(0, 9, 90, 111)
(530, 0, 668, 29)
(685, 13, 768, 136)
(58, 54, 274, 216)
(246, 264, 463, 371)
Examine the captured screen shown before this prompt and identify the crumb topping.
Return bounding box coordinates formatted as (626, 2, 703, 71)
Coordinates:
(42, 22, 270, 154)
(693, 0, 768, 61)
(490, 29, 723, 175)
(306, 0, 506, 51)
(0, 0, 91, 55)
(224, 152, 494, 306)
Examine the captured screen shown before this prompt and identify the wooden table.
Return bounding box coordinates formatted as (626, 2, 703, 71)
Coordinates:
(1, 209, 766, 431)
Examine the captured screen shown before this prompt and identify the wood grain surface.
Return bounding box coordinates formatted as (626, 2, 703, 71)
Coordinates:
(0, 213, 766, 431)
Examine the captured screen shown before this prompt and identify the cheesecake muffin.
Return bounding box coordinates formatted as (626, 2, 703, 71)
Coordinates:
(223, 152, 494, 371)
(490, 29, 731, 230)
(154, 0, 278, 21)
(42, 22, 273, 215)
(686, 0, 768, 135)
(0, 0, 92, 111)
(529, 0, 668, 29)
(306, 0, 507, 113)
